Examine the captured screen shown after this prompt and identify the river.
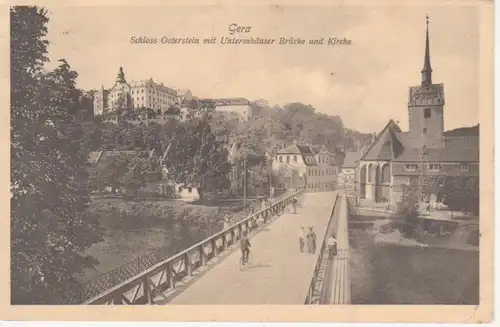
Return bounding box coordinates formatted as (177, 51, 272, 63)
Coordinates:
(348, 216, 479, 304)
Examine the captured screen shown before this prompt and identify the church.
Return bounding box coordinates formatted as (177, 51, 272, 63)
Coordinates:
(355, 16, 479, 208)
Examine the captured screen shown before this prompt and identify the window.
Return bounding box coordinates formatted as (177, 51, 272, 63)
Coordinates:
(279, 156, 283, 163)
(286, 156, 290, 164)
(404, 164, 417, 172)
(461, 164, 469, 172)
(423, 128, 427, 134)
(293, 155, 297, 162)
(381, 164, 391, 183)
(428, 164, 440, 172)
(424, 108, 431, 118)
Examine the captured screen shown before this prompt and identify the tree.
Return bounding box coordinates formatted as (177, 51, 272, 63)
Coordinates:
(122, 155, 160, 197)
(166, 105, 231, 202)
(88, 153, 129, 194)
(443, 176, 479, 215)
(11, 6, 102, 304)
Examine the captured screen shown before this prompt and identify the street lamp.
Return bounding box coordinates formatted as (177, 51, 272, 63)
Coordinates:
(265, 150, 274, 199)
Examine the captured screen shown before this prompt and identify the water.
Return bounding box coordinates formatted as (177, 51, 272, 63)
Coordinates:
(349, 216, 479, 304)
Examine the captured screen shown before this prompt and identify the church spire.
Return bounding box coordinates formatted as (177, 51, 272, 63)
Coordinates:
(421, 15, 432, 86)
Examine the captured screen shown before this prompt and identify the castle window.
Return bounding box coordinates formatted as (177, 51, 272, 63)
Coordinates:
(423, 128, 427, 134)
(428, 164, 440, 172)
(424, 108, 431, 118)
(286, 156, 290, 164)
(461, 164, 469, 172)
(404, 164, 417, 172)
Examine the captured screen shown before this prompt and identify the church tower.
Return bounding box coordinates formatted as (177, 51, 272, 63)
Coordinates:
(407, 16, 445, 149)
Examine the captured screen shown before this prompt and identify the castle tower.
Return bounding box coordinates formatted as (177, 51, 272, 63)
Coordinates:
(407, 15, 445, 149)
(116, 66, 127, 84)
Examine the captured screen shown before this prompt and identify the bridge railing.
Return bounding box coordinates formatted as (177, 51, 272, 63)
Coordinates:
(304, 192, 340, 304)
(83, 189, 304, 305)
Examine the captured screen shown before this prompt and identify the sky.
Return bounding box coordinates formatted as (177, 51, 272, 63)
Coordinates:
(44, 5, 479, 133)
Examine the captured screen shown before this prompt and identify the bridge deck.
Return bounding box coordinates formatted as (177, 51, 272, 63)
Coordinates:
(157, 192, 337, 305)
(330, 194, 351, 304)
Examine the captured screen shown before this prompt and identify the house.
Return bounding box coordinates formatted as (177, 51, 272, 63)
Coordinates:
(338, 149, 363, 194)
(355, 17, 479, 207)
(272, 141, 338, 192)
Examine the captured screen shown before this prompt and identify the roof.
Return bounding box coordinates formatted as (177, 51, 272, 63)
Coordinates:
(394, 147, 479, 163)
(210, 98, 250, 106)
(277, 143, 315, 155)
(443, 125, 479, 137)
(343, 150, 363, 168)
(361, 120, 404, 161)
(277, 143, 317, 166)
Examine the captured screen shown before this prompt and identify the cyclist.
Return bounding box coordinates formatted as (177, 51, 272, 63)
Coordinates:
(240, 230, 251, 263)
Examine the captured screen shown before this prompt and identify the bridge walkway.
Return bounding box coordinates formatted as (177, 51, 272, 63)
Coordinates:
(156, 192, 338, 305)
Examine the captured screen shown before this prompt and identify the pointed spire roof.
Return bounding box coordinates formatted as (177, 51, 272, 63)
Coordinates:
(421, 15, 433, 86)
(116, 66, 127, 84)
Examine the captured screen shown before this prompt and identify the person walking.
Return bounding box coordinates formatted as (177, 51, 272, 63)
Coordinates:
(223, 212, 231, 230)
(306, 226, 317, 254)
(298, 227, 305, 252)
(291, 196, 297, 214)
(327, 234, 339, 259)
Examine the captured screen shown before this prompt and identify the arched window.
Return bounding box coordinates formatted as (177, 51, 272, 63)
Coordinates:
(381, 164, 391, 183)
(360, 165, 367, 184)
(368, 164, 373, 182)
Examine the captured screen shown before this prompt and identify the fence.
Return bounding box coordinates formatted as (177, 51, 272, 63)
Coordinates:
(83, 189, 303, 304)
(304, 192, 340, 304)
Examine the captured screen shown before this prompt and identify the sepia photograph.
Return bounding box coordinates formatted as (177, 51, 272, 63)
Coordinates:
(6, 1, 493, 323)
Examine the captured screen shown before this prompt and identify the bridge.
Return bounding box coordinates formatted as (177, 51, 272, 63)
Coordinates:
(84, 190, 350, 305)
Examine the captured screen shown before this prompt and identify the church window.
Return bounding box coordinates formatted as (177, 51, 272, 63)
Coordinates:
(381, 164, 391, 183)
(293, 155, 297, 162)
(424, 108, 431, 118)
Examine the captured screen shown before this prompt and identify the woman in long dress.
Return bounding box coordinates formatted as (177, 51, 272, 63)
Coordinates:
(306, 226, 316, 254)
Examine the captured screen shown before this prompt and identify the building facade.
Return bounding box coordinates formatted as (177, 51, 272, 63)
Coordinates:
(272, 142, 337, 192)
(338, 149, 363, 195)
(93, 67, 186, 117)
(212, 98, 252, 121)
(355, 17, 480, 208)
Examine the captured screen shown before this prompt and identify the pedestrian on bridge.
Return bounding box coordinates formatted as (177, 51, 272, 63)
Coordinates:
(291, 196, 298, 214)
(306, 226, 317, 254)
(327, 234, 339, 259)
(298, 227, 305, 252)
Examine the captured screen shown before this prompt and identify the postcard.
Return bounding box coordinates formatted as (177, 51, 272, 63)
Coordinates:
(3, 0, 494, 323)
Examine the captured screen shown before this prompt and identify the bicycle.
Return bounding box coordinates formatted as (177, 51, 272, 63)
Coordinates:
(239, 250, 251, 271)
